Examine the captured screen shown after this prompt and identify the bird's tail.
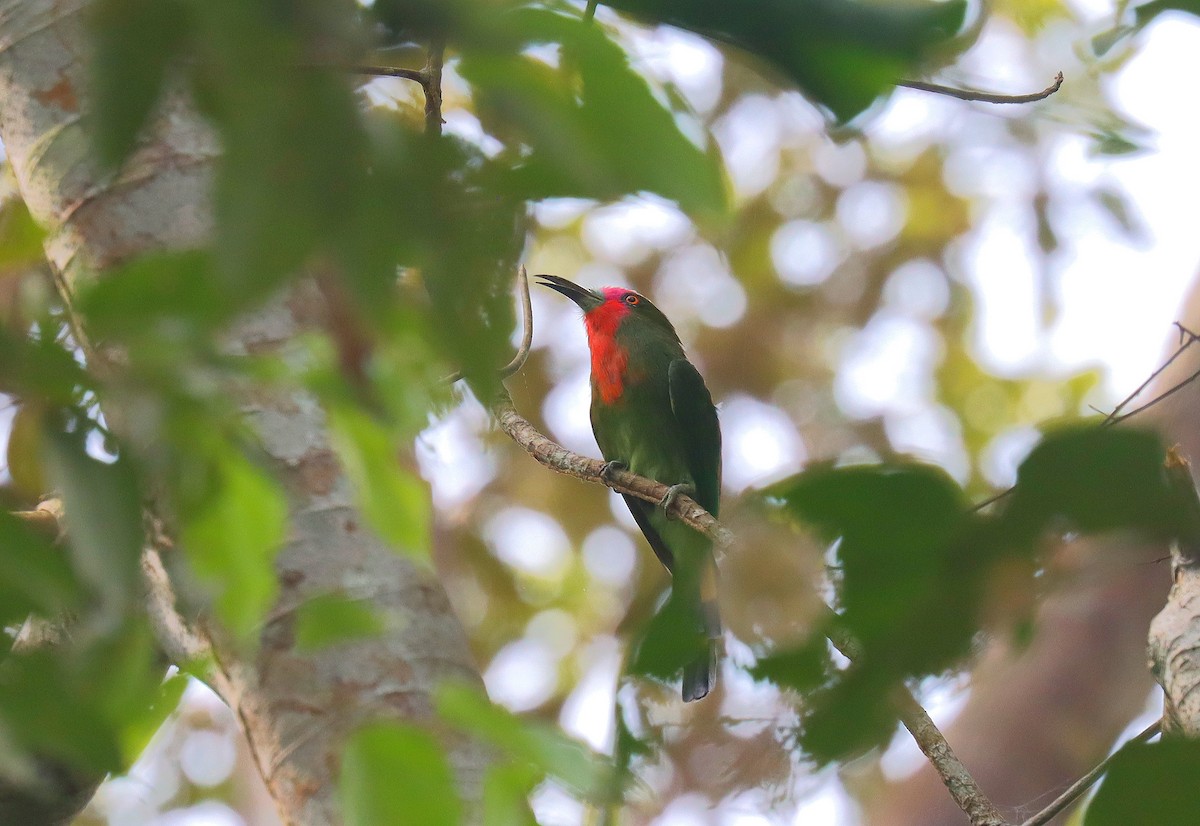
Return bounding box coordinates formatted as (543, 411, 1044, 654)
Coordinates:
(682, 558, 722, 703)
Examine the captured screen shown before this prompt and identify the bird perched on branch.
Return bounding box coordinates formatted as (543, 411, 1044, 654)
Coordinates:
(538, 274, 722, 701)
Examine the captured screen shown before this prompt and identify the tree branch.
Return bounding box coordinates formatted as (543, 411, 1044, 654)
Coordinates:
(1017, 718, 1161, 826)
(347, 65, 426, 84)
(898, 72, 1064, 105)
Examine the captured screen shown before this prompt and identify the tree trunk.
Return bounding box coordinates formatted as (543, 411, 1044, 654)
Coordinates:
(0, 2, 491, 823)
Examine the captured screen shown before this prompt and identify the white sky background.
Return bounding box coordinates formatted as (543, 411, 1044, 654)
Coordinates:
(63, 5, 1200, 826)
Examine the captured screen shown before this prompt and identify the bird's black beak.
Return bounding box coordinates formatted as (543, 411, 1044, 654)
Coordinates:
(536, 274, 603, 312)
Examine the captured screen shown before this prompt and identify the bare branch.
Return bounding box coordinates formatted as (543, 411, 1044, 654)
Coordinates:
(1104, 334, 1199, 424)
(493, 394, 733, 550)
(899, 72, 1064, 105)
(1018, 718, 1161, 826)
(347, 65, 426, 84)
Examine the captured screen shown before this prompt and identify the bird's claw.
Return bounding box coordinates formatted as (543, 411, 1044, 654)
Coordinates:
(600, 460, 627, 482)
(659, 483, 695, 518)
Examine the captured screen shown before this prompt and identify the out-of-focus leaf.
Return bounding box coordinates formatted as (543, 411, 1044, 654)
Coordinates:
(7, 404, 45, 500)
(482, 763, 539, 826)
(1085, 740, 1200, 825)
(628, 588, 707, 682)
(89, 0, 190, 168)
(763, 462, 980, 670)
(0, 328, 89, 403)
(43, 426, 144, 629)
(1090, 129, 1147, 157)
(749, 638, 831, 693)
(294, 593, 386, 652)
(0, 509, 80, 625)
(190, 1, 367, 297)
(1002, 426, 1178, 544)
(437, 683, 617, 800)
(459, 7, 728, 216)
(119, 672, 188, 766)
(0, 651, 122, 773)
(1133, 0, 1200, 27)
(179, 443, 287, 640)
(0, 197, 46, 269)
(80, 251, 231, 337)
(75, 619, 162, 763)
(359, 122, 524, 400)
(798, 665, 899, 763)
(327, 403, 430, 560)
(341, 723, 461, 826)
(601, 0, 966, 121)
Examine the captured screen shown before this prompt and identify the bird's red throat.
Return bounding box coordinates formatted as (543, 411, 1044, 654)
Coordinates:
(584, 291, 631, 404)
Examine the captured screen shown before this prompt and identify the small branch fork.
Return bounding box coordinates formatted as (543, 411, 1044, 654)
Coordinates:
(898, 71, 1064, 104)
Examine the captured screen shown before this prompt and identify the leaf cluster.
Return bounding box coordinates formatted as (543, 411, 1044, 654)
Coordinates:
(754, 425, 1191, 762)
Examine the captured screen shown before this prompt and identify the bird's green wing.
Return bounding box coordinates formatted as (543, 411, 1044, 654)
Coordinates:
(668, 359, 721, 517)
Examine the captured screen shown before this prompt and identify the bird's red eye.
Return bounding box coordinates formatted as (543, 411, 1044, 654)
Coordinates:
(624, 294, 640, 306)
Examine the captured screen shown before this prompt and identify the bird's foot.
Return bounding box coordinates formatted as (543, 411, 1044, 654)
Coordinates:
(599, 460, 627, 482)
(659, 483, 695, 518)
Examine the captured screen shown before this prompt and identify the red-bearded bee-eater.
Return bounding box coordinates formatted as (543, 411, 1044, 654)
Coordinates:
(538, 274, 722, 702)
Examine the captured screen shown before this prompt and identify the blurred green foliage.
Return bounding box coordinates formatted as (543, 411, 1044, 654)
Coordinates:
(759, 424, 1186, 761)
(0, 0, 1188, 822)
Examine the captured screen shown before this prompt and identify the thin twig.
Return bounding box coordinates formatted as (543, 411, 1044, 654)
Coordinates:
(899, 71, 1064, 105)
(970, 321, 1200, 515)
(347, 65, 426, 84)
(1103, 335, 1198, 425)
(1018, 718, 1161, 826)
(584, 0, 599, 20)
(1107, 364, 1200, 425)
(499, 267, 533, 378)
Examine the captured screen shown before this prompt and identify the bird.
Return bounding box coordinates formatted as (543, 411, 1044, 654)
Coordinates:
(537, 274, 722, 701)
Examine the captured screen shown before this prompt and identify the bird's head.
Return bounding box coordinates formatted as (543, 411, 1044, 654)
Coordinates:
(536, 274, 679, 344)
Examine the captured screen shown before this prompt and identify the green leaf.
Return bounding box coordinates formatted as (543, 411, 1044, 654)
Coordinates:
(0, 651, 122, 773)
(0, 196, 47, 270)
(1085, 740, 1200, 825)
(628, 588, 707, 682)
(798, 665, 899, 763)
(1003, 426, 1178, 543)
(179, 444, 288, 640)
(763, 463, 980, 671)
(458, 7, 728, 216)
(749, 639, 831, 694)
(327, 403, 430, 561)
(437, 683, 616, 801)
(43, 426, 145, 628)
(294, 594, 386, 652)
(80, 250, 232, 338)
(119, 672, 189, 765)
(89, 0, 190, 168)
(0, 509, 80, 626)
(482, 763, 539, 826)
(341, 723, 462, 826)
(601, 0, 967, 121)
